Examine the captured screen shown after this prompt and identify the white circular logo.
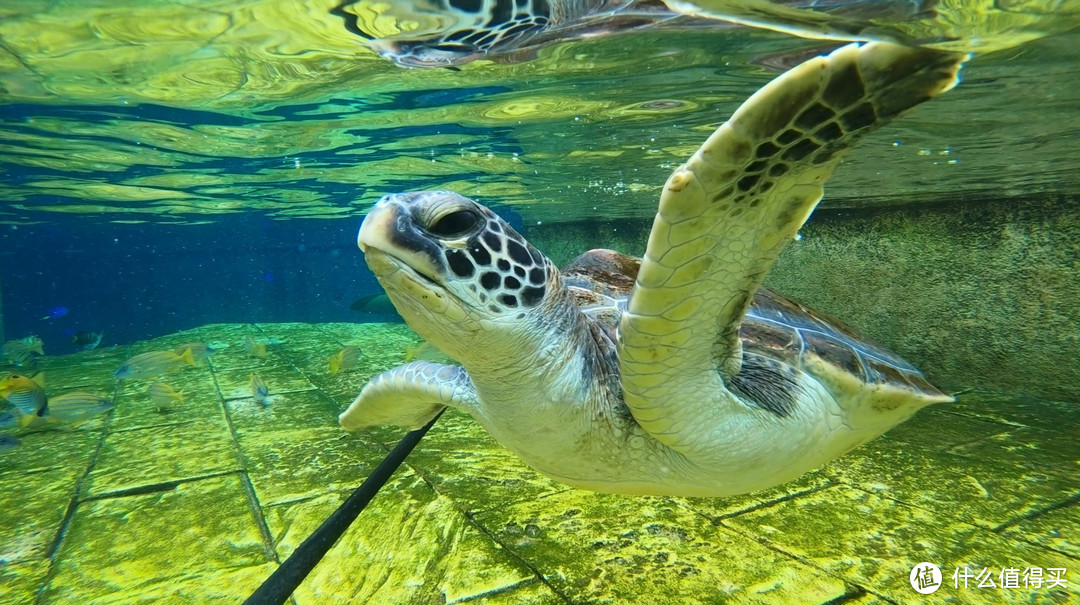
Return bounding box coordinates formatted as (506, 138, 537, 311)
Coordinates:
(910, 562, 942, 594)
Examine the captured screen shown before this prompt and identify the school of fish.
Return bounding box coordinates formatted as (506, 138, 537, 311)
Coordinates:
(0, 332, 392, 451)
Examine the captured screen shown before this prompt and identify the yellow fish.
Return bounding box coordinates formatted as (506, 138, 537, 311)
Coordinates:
(114, 348, 195, 379)
(328, 346, 362, 375)
(148, 382, 184, 408)
(245, 335, 267, 357)
(44, 392, 113, 424)
(173, 343, 215, 365)
(0, 372, 47, 425)
(250, 373, 269, 405)
(404, 341, 454, 364)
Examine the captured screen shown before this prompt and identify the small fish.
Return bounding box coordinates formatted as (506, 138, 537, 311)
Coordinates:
(44, 392, 114, 424)
(14, 335, 44, 353)
(0, 434, 18, 451)
(173, 343, 215, 365)
(148, 382, 184, 408)
(0, 372, 48, 421)
(2, 336, 44, 365)
(114, 348, 195, 379)
(0, 411, 20, 429)
(404, 341, 454, 364)
(328, 346, 362, 375)
(244, 335, 267, 357)
(349, 293, 401, 316)
(42, 306, 69, 320)
(71, 331, 104, 351)
(250, 374, 269, 405)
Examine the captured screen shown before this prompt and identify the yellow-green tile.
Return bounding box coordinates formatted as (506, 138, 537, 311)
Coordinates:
(226, 388, 340, 433)
(822, 430, 1077, 530)
(0, 427, 100, 476)
(1006, 501, 1080, 558)
(267, 477, 538, 605)
(0, 559, 50, 605)
(679, 470, 833, 521)
(43, 474, 271, 603)
(44, 561, 280, 605)
(237, 425, 383, 506)
(722, 484, 1079, 603)
(472, 490, 848, 604)
(452, 580, 565, 605)
(0, 468, 76, 564)
(216, 362, 316, 400)
(110, 367, 224, 429)
(81, 420, 239, 497)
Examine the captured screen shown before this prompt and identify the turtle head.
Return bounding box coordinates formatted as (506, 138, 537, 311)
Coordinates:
(358, 191, 560, 363)
(361, 2, 552, 68)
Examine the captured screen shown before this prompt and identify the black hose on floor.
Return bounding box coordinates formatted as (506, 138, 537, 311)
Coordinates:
(243, 408, 445, 605)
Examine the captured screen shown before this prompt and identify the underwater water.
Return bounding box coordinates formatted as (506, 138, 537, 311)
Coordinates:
(1, 1, 1079, 604)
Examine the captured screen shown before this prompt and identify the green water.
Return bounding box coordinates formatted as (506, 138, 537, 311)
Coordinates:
(1, 2, 1078, 604)
(1, 2, 1079, 224)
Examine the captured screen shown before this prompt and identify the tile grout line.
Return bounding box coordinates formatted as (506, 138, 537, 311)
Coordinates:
(78, 470, 239, 502)
(34, 345, 131, 605)
(392, 448, 574, 604)
(707, 480, 836, 521)
(208, 354, 281, 569)
(992, 490, 1080, 535)
(712, 481, 897, 603)
(717, 518, 893, 604)
(341, 430, 573, 603)
(242, 326, 332, 605)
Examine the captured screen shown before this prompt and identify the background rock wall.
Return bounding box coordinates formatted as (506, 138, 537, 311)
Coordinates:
(530, 195, 1080, 402)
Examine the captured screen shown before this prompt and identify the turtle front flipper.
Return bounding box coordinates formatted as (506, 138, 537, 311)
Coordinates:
(339, 361, 477, 431)
(618, 42, 966, 454)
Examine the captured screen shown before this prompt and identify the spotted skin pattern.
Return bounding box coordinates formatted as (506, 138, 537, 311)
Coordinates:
(443, 215, 550, 313)
(617, 42, 965, 457)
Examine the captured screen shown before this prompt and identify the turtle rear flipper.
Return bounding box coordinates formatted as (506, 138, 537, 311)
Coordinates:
(618, 42, 966, 455)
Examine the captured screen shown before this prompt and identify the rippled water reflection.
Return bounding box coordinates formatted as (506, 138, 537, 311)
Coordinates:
(0, 2, 1078, 225)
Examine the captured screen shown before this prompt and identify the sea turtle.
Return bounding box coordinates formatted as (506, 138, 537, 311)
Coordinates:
(336, 0, 1078, 68)
(340, 42, 964, 497)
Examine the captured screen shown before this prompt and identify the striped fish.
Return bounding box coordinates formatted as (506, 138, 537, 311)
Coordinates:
(148, 382, 184, 408)
(328, 346, 362, 375)
(173, 343, 216, 365)
(250, 374, 269, 405)
(44, 392, 114, 424)
(114, 348, 195, 379)
(0, 373, 47, 421)
(244, 335, 267, 357)
(2, 336, 44, 365)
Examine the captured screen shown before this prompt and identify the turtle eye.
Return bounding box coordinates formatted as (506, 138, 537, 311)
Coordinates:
(428, 210, 480, 238)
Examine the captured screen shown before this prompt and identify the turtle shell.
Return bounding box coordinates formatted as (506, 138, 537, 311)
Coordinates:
(561, 249, 947, 398)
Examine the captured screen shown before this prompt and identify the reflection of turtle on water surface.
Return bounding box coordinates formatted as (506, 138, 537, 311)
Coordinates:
(334, 0, 1080, 68)
(341, 42, 964, 497)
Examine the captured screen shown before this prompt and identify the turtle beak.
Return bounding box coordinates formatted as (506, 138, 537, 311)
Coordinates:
(358, 194, 446, 285)
(357, 197, 396, 254)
